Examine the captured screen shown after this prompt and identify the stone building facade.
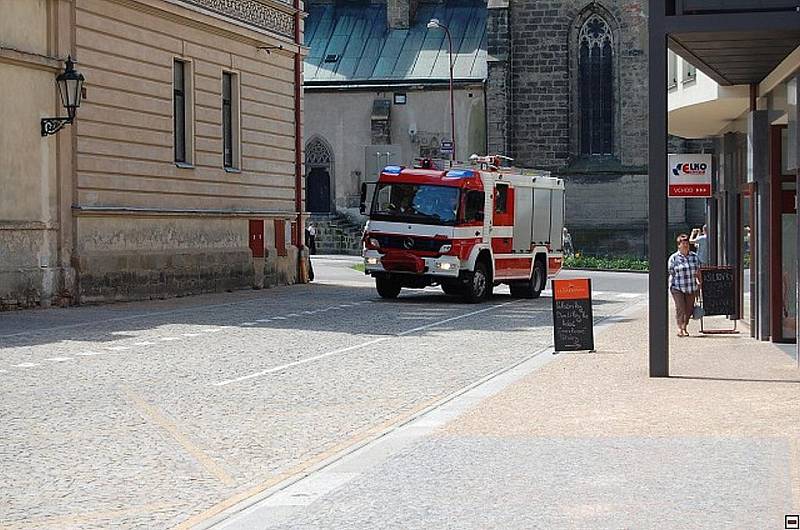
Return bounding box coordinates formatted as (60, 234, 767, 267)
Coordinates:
(1, 0, 306, 309)
(303, 0, 487, 220)
(487, 0, 703, 257)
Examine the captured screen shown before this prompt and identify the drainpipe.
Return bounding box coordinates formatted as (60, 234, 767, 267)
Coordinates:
(294, 0, 303, 247)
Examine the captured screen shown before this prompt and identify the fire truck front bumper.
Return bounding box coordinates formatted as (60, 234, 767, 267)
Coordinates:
(363, 250, 461, 278)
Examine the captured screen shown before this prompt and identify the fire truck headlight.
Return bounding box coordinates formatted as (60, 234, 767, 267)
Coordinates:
(439, 244, 452, 254)
(436, 262, 453, 270)
(366, 257, 379, 265)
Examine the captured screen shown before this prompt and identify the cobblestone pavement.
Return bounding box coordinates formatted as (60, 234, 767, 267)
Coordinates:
(0, 259, 643, 529)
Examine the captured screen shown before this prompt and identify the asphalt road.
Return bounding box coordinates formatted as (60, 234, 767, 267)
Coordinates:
(0, 258, 647, 529)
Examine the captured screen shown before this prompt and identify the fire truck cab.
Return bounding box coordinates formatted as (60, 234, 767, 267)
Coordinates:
(360, 155, 566, 302)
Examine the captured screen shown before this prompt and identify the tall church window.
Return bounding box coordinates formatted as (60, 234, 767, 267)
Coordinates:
(579, 15, 614, 156)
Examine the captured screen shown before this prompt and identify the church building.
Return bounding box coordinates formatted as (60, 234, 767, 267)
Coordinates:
(487, 0, 703, 256)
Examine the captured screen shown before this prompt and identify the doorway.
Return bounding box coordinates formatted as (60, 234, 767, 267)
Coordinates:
(306, 136, 334, 213)
(306, 167, 331, 213)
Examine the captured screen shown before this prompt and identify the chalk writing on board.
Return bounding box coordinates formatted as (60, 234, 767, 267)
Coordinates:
(701, 266, 736, 317)
(552, 279, 594, 352)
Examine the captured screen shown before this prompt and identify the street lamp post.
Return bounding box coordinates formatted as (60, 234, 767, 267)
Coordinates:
(427, 18, 455, 166)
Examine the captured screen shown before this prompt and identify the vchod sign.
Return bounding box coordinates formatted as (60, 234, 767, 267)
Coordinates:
(668, 154, 712, 198)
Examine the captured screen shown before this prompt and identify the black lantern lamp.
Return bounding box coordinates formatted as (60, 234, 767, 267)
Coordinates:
(42, 56, 85, 136)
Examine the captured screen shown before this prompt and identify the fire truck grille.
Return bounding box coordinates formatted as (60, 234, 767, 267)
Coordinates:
(375, 235, 445, 252)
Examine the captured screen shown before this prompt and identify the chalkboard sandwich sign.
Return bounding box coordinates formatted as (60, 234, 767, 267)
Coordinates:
(699, 265, 739, 334)
(552, 278, 594, 353)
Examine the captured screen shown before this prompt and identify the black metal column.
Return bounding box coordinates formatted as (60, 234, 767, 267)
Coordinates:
(648, 0, 669, 377)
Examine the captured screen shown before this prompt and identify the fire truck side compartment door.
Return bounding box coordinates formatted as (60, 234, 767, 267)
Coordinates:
(513, 187, 533, 252)
(549, 188, 565, 249)
(532, 189, 552, 245)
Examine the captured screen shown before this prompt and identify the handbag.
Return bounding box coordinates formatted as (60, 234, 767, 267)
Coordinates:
(691, 303, 704, 320)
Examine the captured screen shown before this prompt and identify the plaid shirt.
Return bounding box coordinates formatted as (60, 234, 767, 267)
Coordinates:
(668, 251, 701, 293)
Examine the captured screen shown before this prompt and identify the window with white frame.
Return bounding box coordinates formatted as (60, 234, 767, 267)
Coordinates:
(668, 50, 678, 88)
(682, 60, 696, 84)
(173, 59, 194, 165)
(222, 71, 241, 170)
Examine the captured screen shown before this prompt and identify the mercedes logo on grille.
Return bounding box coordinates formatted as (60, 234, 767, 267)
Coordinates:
(403, 237, 415, 250)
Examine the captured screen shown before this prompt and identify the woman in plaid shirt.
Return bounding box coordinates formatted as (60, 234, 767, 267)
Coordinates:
(668, 234, 702, 337)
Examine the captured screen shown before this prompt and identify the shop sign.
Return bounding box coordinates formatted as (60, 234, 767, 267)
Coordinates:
(668, 154, 712, 198)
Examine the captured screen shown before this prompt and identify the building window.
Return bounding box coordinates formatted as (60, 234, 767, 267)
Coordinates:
(578, 14, 614, 156)
(222, 71, 240, 170)
(668, 51, 678, 89)
(173, 59, 193, 165)
(682, 60, 696, 84)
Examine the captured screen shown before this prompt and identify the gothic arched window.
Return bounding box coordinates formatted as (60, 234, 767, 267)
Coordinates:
(306, 137, 333, 167)
(579, 14, 614, 156)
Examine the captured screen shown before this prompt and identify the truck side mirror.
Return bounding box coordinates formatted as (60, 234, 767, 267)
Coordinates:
(359, 183, 367, 215)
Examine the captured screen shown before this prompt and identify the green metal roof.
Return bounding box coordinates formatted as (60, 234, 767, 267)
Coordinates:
(304, 2, 487, 85)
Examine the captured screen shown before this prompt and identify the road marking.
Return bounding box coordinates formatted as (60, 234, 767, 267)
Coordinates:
(159, 337, 181, 341)
(302, 311, 314, 315)
(105, 346, 130, 351)
(256, 319, 272, 323)
(45, 357, 72, 362)
(273, 316, 287, 320)
(76, 351, 104, 357)
(14, 363, 39, 368)
(0, 369, 8, 373)
(134, 341, 155, 346)
(213, 301, 516, 387)
(200, 328, 223, 333)
(182, 333, 202, 337)
(287, 313, 300, 317)
(616, 293, 641, 299)
(122, 386, 235, 487)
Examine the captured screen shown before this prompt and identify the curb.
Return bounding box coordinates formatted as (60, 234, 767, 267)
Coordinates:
(564, 267, 649, 274)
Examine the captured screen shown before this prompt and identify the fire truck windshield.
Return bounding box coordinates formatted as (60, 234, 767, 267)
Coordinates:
(371, 183, 460, 225)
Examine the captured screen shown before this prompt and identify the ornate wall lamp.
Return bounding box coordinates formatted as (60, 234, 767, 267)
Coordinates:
(41, 56, 85, 136)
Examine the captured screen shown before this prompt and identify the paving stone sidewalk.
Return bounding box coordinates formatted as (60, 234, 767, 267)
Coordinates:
(239, 306, 800, 529)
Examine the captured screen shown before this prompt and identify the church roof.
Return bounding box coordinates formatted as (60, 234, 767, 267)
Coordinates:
(304, 2, 487, 85)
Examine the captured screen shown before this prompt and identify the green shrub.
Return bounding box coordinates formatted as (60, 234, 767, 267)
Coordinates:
(564, 254, 649, 272)
(352, 262, 365, 273)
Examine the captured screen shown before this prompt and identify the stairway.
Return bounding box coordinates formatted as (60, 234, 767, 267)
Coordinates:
(308, 213, 365, 256)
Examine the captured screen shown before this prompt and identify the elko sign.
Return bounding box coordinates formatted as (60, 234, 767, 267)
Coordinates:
(668, 154, 712, 198)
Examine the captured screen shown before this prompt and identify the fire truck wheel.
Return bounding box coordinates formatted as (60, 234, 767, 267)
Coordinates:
(510, 259, 546, 299)
(530, 259, 546, 298)
(376, 276, 402, 299)
(463, 261, 490, 303)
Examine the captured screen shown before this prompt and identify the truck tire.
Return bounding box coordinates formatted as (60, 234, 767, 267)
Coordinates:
(376, 276, 402, 299)
(463, 261, 490, 303)
(510, 259, 546, 299)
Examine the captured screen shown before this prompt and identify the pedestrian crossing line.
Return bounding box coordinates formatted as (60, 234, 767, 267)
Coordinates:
(45, 357, 73, 362)
(182, 333, 202, 337)
(76, 351, 104, 357)
(105, 346, 130, 351)
(159, 337, 182, 341)
(14, 363, 39, 368)
(134, 341, 155, 346)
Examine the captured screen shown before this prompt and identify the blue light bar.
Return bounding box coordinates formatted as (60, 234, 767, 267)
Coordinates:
(383, 165, 403, 174)
(445, 170, 474, 178)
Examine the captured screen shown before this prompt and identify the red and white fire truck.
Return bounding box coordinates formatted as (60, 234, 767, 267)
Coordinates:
(359, 155, 566, 302)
